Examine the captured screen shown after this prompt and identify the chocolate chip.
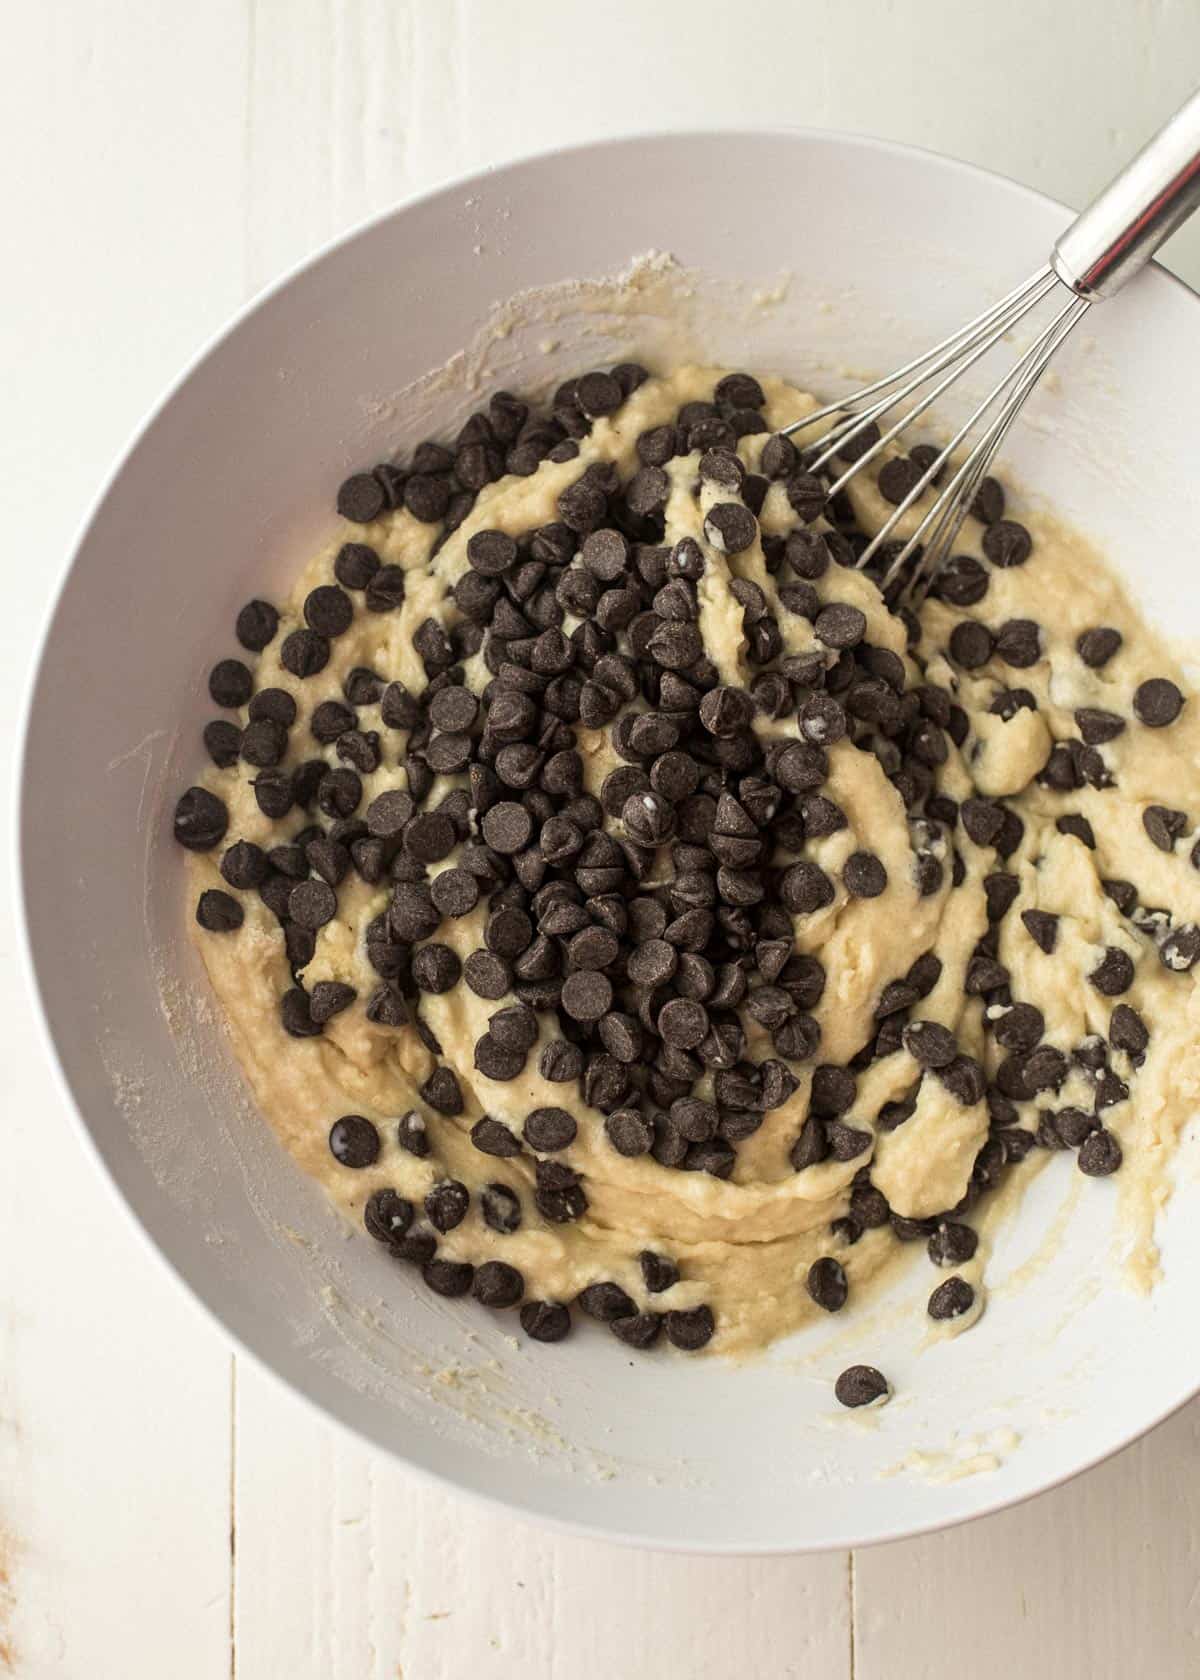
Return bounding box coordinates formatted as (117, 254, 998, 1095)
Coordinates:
(464, 951, 512, 1001)
(878, 456, 924, 505)
(300, 584, 352, 638)
(806, 1257, 848, 1312)
(420, 1066, 463, 1116)
(305, 981, 354, 1025)
(658, 997, 708, 1048)
(208, 658, 253, 708)
(334, 543, 380, 590)
(995, 618, 1040, 667)
(1057, 813, 1095, 849)
(472, 1260, 525, 1309)
(843, 851, 887, 898)
(364, 1188, 414, 1243)
(969, 476, 1004, 523)
(826, 1122, 870, 1160)
(1078, 1126, 1122, 1175)
(1024, 1044, 1068, 1093)
(637, 424, 680, 467)
(408, 944, 458, 994)
(781, 862, 835, 915)
(1143, 805, 1188, 852)
(949, 621, 994, 669)
(932, 554, 989, 607)
(814, 603, 867, 650)
(665, 1305, 714, 1350)
(982, 519, 1032, 567)
(928, 1221, 978, 1267)
(1077, 626, 1122, 668)
(470, 1117, 522, 1159)
(578, 1282, 636, 1322)
(174, 786, 228, 851)
(1075, 707, 1125, 746)
(424, 1179, 470, 1233)
(389, 881, 440, 942)
(535, 1160, 588, 1223)
(474, 1033, 526, 1081)
(903, 1020, 956, 1069)
(1134, 677, 1184, 728)
(471, 1183, 520, 1239)
(1052, 1106, 1098, 1147)
(1089, 946, 1135, 995)
(835, 1365, 889, 1407)
(400, 472, 450, 523)
(703, 503, 758, 555)
(286, 879, 335, 930)
(280, 628, 330, 678)
(523, 1107, 577, 1152)
(558, 970, 611, 1022)
(1161, 923, 1200, 971)
(605, 1108, 655, 1156)
(928, 1277, 974, 1320)
(1110, 1003, 1149, 1061)
(638, 1251, 679, 1295)
(715, 372, 765, 409)
(612, 1312, 662, 1349)
(477, 801, 531, 856)
(403, 812, 456, 864)
(520, 1300, 571, 1342)
(218, 841, 266, 892)
(573, 369, 622, 418)
(203, 719, 242, 767)
(1021, 909, 1059, 954)
(337, 472, 386, 523)
(993, 1002, 1043, 1052)
(422, 1258, 474, 1298)
(196, 889, 243, 932)
(328, 1114, 380, 1168)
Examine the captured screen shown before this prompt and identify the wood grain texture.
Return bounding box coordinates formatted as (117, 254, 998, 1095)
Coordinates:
(5, 1, 1200, 1675)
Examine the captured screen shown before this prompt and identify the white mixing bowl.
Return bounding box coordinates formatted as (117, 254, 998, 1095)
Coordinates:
(18, 131, 1200, 1552)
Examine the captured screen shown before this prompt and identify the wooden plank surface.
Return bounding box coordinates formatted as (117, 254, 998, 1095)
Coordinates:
(5, 2, 1200, 1676)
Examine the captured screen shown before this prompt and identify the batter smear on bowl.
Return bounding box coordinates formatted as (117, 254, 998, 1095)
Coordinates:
(173, 364, 1200, 1398)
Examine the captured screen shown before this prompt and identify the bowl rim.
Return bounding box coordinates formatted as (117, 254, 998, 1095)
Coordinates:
(14, 123, 1200, 1554)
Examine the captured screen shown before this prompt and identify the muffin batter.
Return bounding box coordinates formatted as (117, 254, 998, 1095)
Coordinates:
(175, 365, 1200, 1364)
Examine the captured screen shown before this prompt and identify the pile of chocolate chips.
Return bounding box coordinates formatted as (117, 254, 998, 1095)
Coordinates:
(175, 364, 1183, 1399)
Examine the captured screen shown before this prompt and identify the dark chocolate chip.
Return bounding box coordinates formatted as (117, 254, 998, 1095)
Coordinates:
(280, 628, 330, 679)
(806, 1257, 848, 1312)
(196, 889, 243, 932)
(1076, 626, 1122, 668)
(835, 1365, 889, 1407)
(1021, 909, 1059, 954)
(1078, 1126, 1123, 1176)
(208, 658, 253, 708)
(473, 1260, 525, 1309)
(664, 1305, 714, 1350)
(422, 1258, 474, 1298)
(364, 1188, 414, 1243)
(928, 1277, 974, 1320)
(1134, 678, 1184, 728)
(174, 786, 229, 851)
(520, 1300, 572, 1342)
(982, 519, 1032, 568)
(328, 1114, 380, 1168)
(1089, 946, 1135, 996)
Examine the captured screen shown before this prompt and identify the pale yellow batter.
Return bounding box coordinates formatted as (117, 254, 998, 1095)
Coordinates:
(183, 366, 1200, 1358)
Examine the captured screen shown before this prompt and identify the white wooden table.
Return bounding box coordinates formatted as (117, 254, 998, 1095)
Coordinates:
(5, 4, 1200, 1674)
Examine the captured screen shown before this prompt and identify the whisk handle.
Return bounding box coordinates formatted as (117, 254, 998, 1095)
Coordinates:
(1052, 87, 1200, 299)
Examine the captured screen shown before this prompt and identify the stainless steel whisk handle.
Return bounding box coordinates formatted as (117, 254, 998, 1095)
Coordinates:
(1052, 87, 1200, 300)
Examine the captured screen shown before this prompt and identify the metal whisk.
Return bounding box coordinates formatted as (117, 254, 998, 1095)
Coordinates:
(784, 89, 1200, 597)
